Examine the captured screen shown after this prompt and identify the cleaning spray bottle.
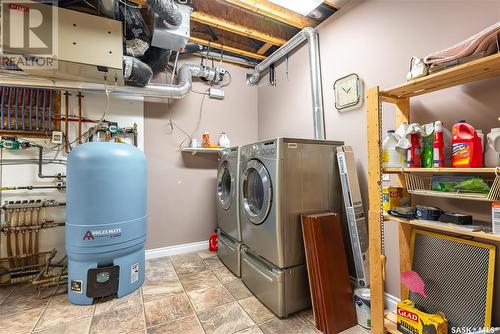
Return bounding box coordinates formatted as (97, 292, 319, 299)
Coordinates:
(407, 133, 421, 168)
(421, 123, 435, 168)
(433, 121, 445, 167)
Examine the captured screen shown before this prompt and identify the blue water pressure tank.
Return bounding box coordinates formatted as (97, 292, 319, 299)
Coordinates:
(66, 142, 147, 305)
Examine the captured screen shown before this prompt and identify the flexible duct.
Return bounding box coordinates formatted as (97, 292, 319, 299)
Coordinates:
(147, 0, 183, 27)
(247, 27, 326, 140)
(0, 64, 207, 99)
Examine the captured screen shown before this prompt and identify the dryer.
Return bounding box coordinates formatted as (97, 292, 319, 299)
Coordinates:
(239, 138, 344, 317)
(216, 146, 241, 276)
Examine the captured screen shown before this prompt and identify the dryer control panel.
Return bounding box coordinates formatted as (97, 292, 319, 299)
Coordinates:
(223, 147, 239, 160)
(246, 140, 277, 159)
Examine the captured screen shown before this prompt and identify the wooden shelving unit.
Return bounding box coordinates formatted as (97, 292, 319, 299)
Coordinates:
(366, 52, 500, 333)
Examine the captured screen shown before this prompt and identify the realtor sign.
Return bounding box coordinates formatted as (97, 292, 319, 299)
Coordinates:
(1, 0, 58, 68)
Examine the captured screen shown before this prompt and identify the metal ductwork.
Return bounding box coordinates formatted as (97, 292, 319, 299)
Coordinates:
(247, 27, 326, 140)
(0, 64, 208, 99)
(147, 0, 183, 27)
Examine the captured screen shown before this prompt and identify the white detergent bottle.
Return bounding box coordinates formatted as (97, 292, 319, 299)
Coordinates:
(219, 132, 230, 148)
(383, 130, 406, 168)
(484, 128, 500, 167)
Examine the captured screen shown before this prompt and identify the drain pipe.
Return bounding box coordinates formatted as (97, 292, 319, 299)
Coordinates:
(247, 27, 326, 140)
(0, 64, 207, 99)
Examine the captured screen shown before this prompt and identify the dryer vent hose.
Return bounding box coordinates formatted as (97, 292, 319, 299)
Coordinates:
(147, 0, 183, 27)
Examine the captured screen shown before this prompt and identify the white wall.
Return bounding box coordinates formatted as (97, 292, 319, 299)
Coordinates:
(257, 0, 500, 322)
(0, 93, 143, 262)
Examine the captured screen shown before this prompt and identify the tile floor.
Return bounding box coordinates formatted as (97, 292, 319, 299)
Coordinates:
(0, 250, 370, 334)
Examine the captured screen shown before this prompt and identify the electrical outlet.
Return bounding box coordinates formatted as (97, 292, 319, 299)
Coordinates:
(382, 174, 390, 182)
(51, 131, 63, 144)
(209, 88, 225, 100)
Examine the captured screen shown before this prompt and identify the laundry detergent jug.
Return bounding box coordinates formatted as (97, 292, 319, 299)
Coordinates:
(383, 130, 406, 168)
(451, 120, 483, 168)
(485, 128, 500, 167)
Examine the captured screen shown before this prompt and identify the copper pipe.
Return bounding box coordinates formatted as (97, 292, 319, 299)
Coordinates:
(64, 91, 70, 154)
(77, 92, 83, 144)
(13, 210, 20, 267)
(6, 209, 14, 267)
(27, 208, 33, 259)
(21, 208, 27, 266)
(33, 208, 40, 265)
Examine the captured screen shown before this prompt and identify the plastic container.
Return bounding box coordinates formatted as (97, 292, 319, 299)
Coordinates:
(382, 130, 406, 168)
(66, 142, 147, 305)
(433, 121, 445, 167)
(451, 120, 483, 168)
(209, 229, 218, 251)
(407, 133, 421, 168)
(353, 288, 371, 329)
(485, 128, 500, 167)
(219, 132, 230, 148)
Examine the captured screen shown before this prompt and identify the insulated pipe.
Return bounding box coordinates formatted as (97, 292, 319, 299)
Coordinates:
(0, 63, 207, 99)
(247, 27, 326, 140)
(147, 0, 182, 27)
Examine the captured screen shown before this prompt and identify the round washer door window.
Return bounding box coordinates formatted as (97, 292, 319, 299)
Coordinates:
(241, 159, 272, 225)
(217, 163, 234, 210)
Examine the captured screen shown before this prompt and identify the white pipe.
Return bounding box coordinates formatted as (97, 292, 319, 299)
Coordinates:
(0, 64, 206, 99)
(247, 27, 326, 140)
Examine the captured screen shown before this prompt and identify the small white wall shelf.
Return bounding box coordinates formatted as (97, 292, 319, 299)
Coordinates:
(181, 147, 223, 156)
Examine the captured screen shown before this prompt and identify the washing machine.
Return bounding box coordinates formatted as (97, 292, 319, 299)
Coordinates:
(239, 137, 344, 317)
(216, 146, 241, 276)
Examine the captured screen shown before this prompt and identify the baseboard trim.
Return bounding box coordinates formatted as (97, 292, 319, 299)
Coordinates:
(385, 292, 400, 311)
(145, 240, 208, 259)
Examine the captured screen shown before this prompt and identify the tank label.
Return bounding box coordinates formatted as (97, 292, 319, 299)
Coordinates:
(71, 280, 83, 293)
(131, 263, 139, 284)
(83, 228, 122, 240)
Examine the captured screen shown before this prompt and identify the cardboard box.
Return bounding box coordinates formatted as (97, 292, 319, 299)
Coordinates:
(493, 202, 500, 235)
(397, 300, 448, 334)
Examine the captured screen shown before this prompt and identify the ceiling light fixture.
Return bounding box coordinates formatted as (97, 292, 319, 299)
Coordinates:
(268, 0, 323, 16)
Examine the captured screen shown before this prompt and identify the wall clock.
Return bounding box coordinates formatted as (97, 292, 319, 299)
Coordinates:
(334, 73, 363, 111)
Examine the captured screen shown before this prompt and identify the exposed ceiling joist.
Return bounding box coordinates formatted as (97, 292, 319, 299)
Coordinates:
(257, 42, 273, 55)
(324, 0, 343, 9)
(222, 0, 318, 29)
(191, 11, 287, 46)
(189, 37, 266, 60)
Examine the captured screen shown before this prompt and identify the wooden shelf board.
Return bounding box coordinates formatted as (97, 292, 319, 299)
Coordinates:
(409, 189, 493, 202)
(383, 167, 498, 174)
(380, 53, 500, 100)
(181, 147, 223, 155)
(384, 311, 399, 333)
(384, 215, 500, 242)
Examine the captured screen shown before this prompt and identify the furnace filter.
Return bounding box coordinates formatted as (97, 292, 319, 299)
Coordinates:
(66, 142, 147, 305)
(409, 230, 495, 330)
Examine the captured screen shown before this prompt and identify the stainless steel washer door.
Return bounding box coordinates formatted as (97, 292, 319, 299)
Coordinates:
(217, 162, 234, 211)
(241, 159, 272, 225)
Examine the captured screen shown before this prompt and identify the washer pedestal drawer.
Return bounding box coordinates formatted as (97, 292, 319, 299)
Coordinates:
(241, 246, 310, 318)
(217, 229, 241, 277)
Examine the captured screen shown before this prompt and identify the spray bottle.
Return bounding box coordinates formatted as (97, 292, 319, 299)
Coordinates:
(421, 123, 435, 168)
(407, 133, 421, 168)
(433, 121, 445, 167)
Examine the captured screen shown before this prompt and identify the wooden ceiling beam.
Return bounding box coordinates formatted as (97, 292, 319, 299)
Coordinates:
(189, 37, 266, 60)
(191, 11, 287, 46)
(222, 0, 317, 29)
(257, 43, 273, 55)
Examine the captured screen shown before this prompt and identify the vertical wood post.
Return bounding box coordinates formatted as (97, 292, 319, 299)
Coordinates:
(366, 86, 385, 333)
(394, 98, 412, 301)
